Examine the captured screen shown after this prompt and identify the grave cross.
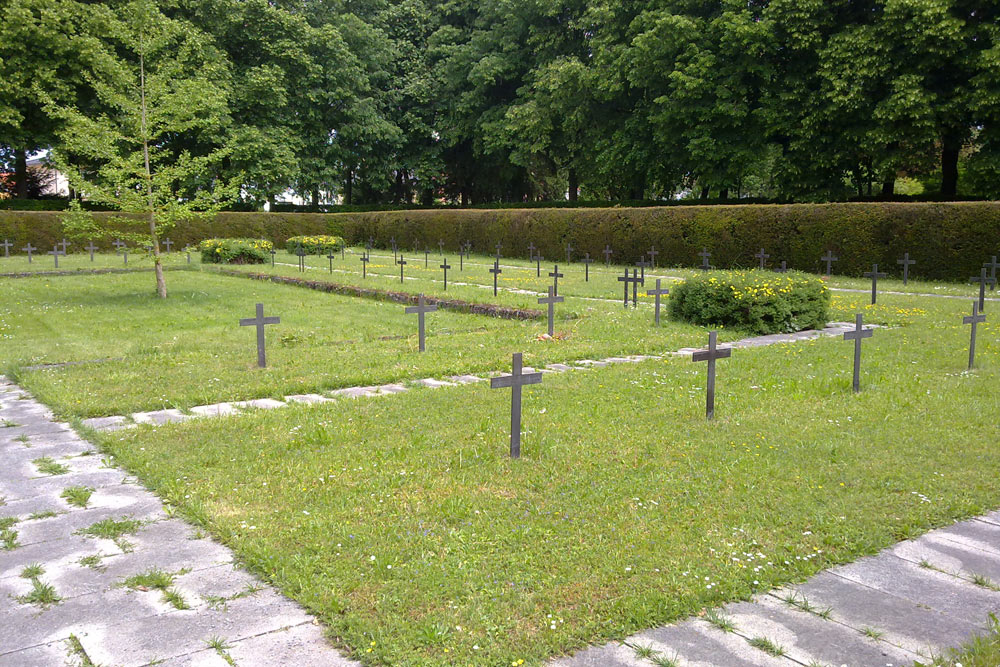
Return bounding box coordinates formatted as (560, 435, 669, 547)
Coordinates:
(863, 264, 887, 305)
(565, 242, 573, 264)
(692, 330, 731, 420)
(0, 239, 12, 257)
(821, 250, 838, 275)
(603, 244, 613, 266)
(112, 239, 126, 254)
(367, 236, 374, 251)
(984, 256, 999, 291)
(184, 245, 192, 264)
(538, 286, 564, 337)
(464, 240, 472, 254)
(617, 268, 641, 308)
(698, 248, 712, 271)
(440, 258, 451, 290)
(527, 242, 536, 260)
(582, 253, 593, 282)
(162, 238, 173, 253)
(970, 268, 995, 313)
(360, 251, 369, 278)
(490, 352, 543, 459)
(48, 245, 65, 268)
(495, 242, 502, 259)
(22, 243, 36, 263)
(405, 295, 438, 352)
(295, 243, 306, 272)
(842, 313, 873, 393)
(648, 245, 659, 268)
(239, 303, 280, 368)
(327, 251, 336, 273)
(964, 301, 986, 370)
(534, 253, 543, 277)
(775, 260, 788, 273)
(490, 259, 502, 296)
(58, 238, 70, 254)
(398, 253, 407, 283)
(459, 248, 465, 272)
(755, 247, 770, 269)
(634, 257, 649, 284)
(390, 236, 398, 264)
(270, 248, 276, 267)
(896, 252, 916, 285)
(438, 239, 445, 256)
(424, 248, 430, 268)
(549, 264, 564, 295)
(122, 248, 128, 265)
(85, 241, 98, 261)
(647, 279, 670, 326)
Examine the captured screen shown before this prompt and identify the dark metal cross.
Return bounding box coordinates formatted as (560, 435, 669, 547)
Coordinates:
(775, 260, 788, 273)
(327, 252, 335, 273)
(459, 248, 465, 272)
(970, 268, 995, 313)
(648, 245, 659, 268)
(647, 279, 670, 326)
(863, 264, 887, 305)
(698, 248, 712, 271)
(490, 352, 543, 459)
(527, 242, 536, 260)
(184, 245, 192, 264)
(270, 249, 276, 267)
(464, 240, 472, 254)
(964, 301, 986, 370)
(0, 239, 12, 257)
(549, 264, 564, 295)
(490, 259, 502, 296)
(48, 246, 66, 268)
(984, 256, 999, 291)
(440, 258, 451, 290)
(85, 241, 98, 261)
(122, 248, 128, 264)
(296, 243, 306, 272)
(367, 236, 374, 251)
(405, 294, 438, 352)
(603, 245, 613, 265)
(821, 250, 838, 275)
(438, 239, 445, 256)
(495, 242, 502, 259)
(162, 238, 173, 252)
(360, 251, 369, 278)
(398, 253, 407, 283)
(635, 257, 649, 284)
(843, 313, 873, 393)
(538, 286, 564, 337)
(582, 253, 593, 282)
(692, 330, 731, 419)
(896, 252, 915, 285)
(618, 268, 641, 307)
(341, 244, 345, 261)
(424, 248, 430, 268)
(755, 247, 769, 269)
(565, 242, 573, 264)
(391, 236, 397, 264)
(534, 253, 542, 277)
(239, 303, 280, 368)
(112, 239, 126, 254)
(22, 243, 36, 263)
(58, 238, 70, 254)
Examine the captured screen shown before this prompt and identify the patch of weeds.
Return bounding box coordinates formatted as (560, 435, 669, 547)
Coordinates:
(204, 583, 263, 611)
(919, 559, 948, 574)
(971, 573, 1000, 592)
(650, 654, 679, 667)
(28, 510, 63, 521)
(704, 608, 736, 633)
(76, 517, 143, 552)
(99, 457, 117, 469)
(119, 568, 189, 610)
(78, 554, 106, 570)
(862, 626, 885, 640)
(781, 591, 832, 619)
(416, 621, 452, 646)
(629, 642, 657, 660)
(1, 419, 19, 427)
(748, 636, 785, 657)
(61, 486, 95, 508)
(17, 577, 61, 607)
(0, 496, 6, 507)
(20, 563, 44, 579)
(0, 516, 17, 531)
(32, 456, 70, 476)
(66, 634, 99, 667)
(815, 606, 833, 620)
(205, 636, 236, 666)
(1, 527, 19, 550)
(15, 434, 30, 445)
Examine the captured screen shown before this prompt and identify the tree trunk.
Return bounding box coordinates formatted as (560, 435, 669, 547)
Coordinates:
(311, 188, 319, 207)
(137, 52, 166, 299)
(344, 170, 353, 205)
(941, 135, 960, 197)
(881, 177, 895, 197)
(700, 186, 710, 200)
(719, 188, 729, 200)
(568, 168, 579, 202)
(460, 189, 469, 207)
(14, 148, 27, 199)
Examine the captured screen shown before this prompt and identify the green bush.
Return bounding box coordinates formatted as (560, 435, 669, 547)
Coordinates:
(199, 238, 273, 264)
(667, 270, 830, 335)
(285, 234, 345, 255)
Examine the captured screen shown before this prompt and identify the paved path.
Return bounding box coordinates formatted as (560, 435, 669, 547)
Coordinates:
(0, 379, 357, 667)
(553, 512, 1000, 666)
(81, 322, 865, 433)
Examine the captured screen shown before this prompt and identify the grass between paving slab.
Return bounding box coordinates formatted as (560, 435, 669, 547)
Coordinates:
(91, 293, 999, 666)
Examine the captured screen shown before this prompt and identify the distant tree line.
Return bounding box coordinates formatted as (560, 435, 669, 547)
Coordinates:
(1, 0, 998, 207)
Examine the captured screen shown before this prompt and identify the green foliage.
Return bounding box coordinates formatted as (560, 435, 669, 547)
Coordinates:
(668, 270, 830, 335)
(199, 238, 272, 264)
(285, 235, 345, 255)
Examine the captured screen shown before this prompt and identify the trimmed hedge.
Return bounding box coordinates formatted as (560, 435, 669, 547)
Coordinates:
(199, 238, 273, 264)
(3, 202, 999, 280)
(668, 270, 830, 335)
(285, 235, 345, 255)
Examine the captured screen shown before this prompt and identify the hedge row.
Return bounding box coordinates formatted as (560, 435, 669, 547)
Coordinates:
(2, 202, 998, 280)
(331, 202, 1000, 280)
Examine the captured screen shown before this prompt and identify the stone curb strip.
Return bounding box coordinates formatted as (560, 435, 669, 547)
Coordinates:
(0, 379, 359, 667)
(82, 323, 864, 433)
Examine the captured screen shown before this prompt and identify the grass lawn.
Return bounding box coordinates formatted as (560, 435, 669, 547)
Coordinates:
(0, 249, 195, 274)
(81, 285, 999, 666)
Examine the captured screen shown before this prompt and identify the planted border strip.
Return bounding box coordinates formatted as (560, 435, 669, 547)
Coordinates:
(214, 268, 544, 320)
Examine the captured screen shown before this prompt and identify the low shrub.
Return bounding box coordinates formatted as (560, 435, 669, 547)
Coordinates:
(668, 270, 830, 335)
(285, 235, 346, 255)
(199, 238, 272, 264)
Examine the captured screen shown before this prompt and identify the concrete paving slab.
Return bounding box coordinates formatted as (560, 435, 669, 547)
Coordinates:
(936, 518, 1000, 557)
(188, 403, 237, 418)
(232, 398, 286, 411)
(448, 374, 485, 383)
(80, 415, 131, 432)
(628, 618, 789, 667)
(329, 386, 377, 398)
(550, 641, 644, 666)
(0, 640, 72, 667)
(225, 622, 346, 666)
(413, 378, 457, 388)
(894, 532, 1000, 583)
(375, 383, 408, 394)
(284, 394, 335, 404)
(132, 409, 191, 426)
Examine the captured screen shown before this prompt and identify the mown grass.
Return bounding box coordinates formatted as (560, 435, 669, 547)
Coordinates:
(0, 250, 196, 274)
(919, 615, 1000, 666)
(92, 289, 998, 666)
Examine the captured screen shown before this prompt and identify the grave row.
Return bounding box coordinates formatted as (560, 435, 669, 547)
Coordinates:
(1, 237, 194, 267)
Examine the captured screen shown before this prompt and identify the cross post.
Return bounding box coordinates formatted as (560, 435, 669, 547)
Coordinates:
(296, 243, 306, 272)
(85, 241, 98, 261)
(0, 239, 12, 257)
(440, 258, 451, 290)
(184, 245, 192, 264)
(361, 252, 369, 278)
(842, 313, 873, 393)
(22, 243, 36, 263)
(549, 264, 564, 295)
(398, 254, 407, 283)
(617, 268, 641, 307)
(527, 242, 536, 260)
(964, 300, 987, 370)
(327, 252, 335, 273)
(239, 303, 280, 368)
(495, 242, 502, 259)
(647, 279, 670, 326)
(112, 239, 126, 254)
(603, 245, 613, 266)
(424, 248, 429, 268)
(565, 243, 573, 264)
(438, 239, 445, 256)
(648, 246, 659, 268)
(897, 252, 915, 285)
(538, 286, 564, 337)
(984, 256, 999, 291)
(821, 250, 838, 276)
(582, 253, 593, 282)
(692, 330, 731, 420)
(534, 253, 542, 277)
(635, 258, 649, 284)
(775, 260, 788, 273)
(863, 264, 887, 305)
(459, 248, 465, 272)
(162, 238, 173, 253)
(270, 249, 276, 267)
(490, 352, 543, 459)
(490, 259, 502, 296)
(755, 247, 769, 269)
(405, 295, 438, 352)
(47, 246, 65, 268)
(970, 268, 995, 313)
(698, 248, 712, 271)
(58, 238, 70, 254)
